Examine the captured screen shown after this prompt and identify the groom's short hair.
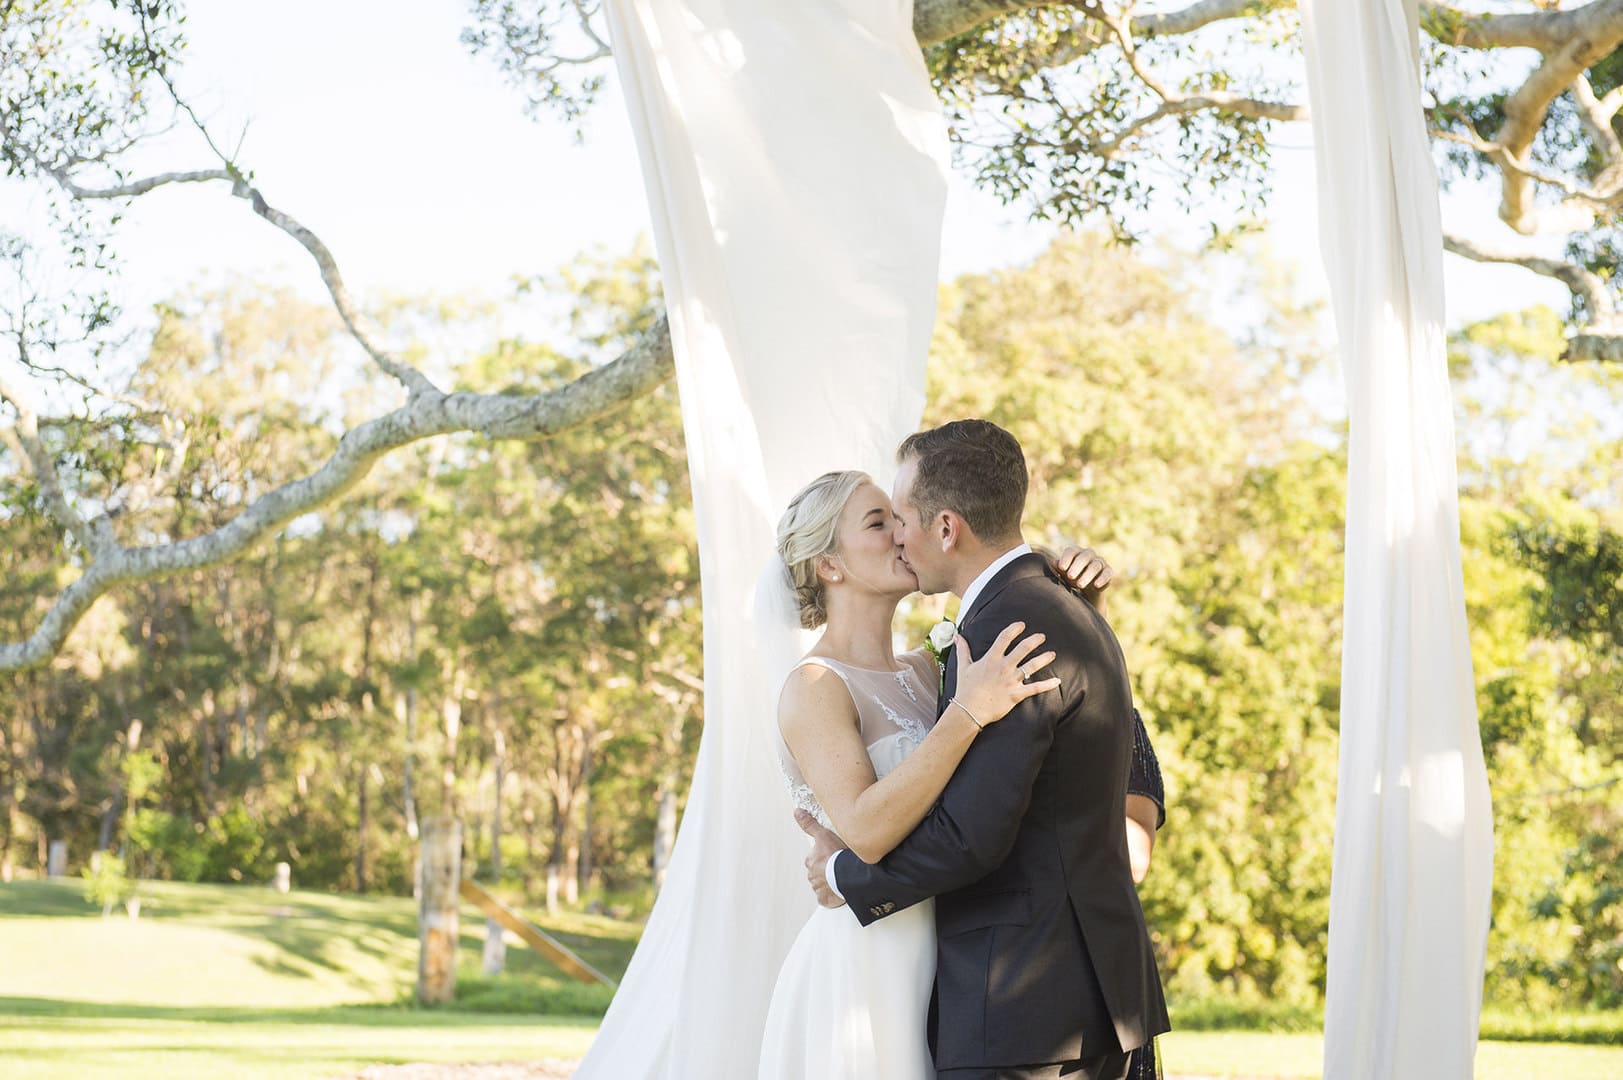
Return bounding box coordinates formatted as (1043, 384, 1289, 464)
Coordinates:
(897, 419, 1027, 542)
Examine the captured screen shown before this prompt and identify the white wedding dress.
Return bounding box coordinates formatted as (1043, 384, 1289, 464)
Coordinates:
(759, 650, 941, 1080)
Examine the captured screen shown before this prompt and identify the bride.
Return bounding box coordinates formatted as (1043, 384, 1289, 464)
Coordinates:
(758, 469, 1100, 1079)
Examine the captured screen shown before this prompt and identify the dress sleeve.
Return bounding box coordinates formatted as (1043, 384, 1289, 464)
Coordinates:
(1128, 709, 1167, 830)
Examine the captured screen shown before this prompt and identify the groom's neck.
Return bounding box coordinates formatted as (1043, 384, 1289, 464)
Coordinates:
(950, 537, 1025, 600)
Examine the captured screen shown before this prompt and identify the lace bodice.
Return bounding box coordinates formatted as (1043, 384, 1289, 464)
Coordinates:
(777, 650, 939, 830)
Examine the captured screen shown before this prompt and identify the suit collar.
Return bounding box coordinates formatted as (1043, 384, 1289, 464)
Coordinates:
(958, 548, 1051, 630)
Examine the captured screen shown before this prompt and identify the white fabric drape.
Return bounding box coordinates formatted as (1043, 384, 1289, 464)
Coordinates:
(1301, 3, 1495, 1077)
(578, 2, 948, 1076)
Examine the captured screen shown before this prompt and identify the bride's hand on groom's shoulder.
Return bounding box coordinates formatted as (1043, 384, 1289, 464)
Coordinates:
(1052, 545, 1113, 593)
(950, 622, 1062, 731)
(1050, 545, 1114, 613)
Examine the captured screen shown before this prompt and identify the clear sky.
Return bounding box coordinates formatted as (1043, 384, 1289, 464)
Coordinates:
(4, 1, 1571, 364)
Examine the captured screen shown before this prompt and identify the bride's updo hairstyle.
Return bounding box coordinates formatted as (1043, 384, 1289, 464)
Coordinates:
(776, 469, 869, 630)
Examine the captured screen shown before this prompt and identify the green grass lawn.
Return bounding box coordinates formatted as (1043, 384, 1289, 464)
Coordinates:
(1, 999, 598, 1080)
(2, 877, 1620, 1079)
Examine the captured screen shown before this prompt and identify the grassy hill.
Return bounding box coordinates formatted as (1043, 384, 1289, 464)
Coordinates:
(4, 877, 1621, 1080)
(0, 877, 635, 1011)
(0, 877, 633, 1079)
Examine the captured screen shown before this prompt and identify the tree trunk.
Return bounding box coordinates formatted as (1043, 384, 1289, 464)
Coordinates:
(490, 722, 506, 881)
(521, 788, 538, 894)
(0, 708, 14, 882)
(572, 724, 594, 904)
(545, 713, 586, 914)
(355, 759, 369, 892)
(482, 916, 506, 976)
(401, 602, 420, 841)
(547, 811, 566, 914)
(416, 816, 461, 1005)
(96, 800, 119, 852)
(651, 704, 686, 892)
(47, 839, 66, 877)
(99, 715, 143, 855)
(441, 659, 465, 820)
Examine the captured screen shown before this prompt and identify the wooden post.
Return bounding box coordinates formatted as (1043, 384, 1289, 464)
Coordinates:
(481, 916, 506, 976)
(417, 817, 461, 1004)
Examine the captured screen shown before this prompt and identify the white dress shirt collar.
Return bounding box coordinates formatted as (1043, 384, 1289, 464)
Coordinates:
(956, 543, 1033, 626)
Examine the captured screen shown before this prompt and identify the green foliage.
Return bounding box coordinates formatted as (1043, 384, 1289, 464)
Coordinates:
(79, 852, 134, 911)
(928, 8, 1288, 235)
(3, 236, 1619, 1016)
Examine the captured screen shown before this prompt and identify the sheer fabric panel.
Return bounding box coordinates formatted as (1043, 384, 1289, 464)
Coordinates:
(1301, 3, 1495, 1077)
(577, 2, 948, 1076)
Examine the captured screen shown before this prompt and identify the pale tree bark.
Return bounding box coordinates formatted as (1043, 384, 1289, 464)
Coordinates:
(416, 816, 461, 1004)
(441, 658, 468, 821)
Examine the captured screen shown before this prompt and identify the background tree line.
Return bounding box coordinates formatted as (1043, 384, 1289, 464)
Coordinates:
(3, 233, 1618, 1012)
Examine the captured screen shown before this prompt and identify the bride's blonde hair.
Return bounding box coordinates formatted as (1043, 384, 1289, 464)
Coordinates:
(776, 470, 869, 630)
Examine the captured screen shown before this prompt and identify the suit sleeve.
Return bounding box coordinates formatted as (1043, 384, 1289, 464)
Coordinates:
(833, 609, 1071, 926)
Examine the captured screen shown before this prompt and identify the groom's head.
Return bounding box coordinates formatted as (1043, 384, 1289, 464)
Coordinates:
(892, 419, 1028, 595)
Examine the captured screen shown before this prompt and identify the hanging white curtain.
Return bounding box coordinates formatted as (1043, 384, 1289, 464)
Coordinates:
(1301, 3, 1495, 1077)
(577, 2, 948, 1076)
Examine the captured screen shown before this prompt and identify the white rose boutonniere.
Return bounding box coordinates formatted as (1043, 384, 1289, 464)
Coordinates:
(924, 620, 956, 695)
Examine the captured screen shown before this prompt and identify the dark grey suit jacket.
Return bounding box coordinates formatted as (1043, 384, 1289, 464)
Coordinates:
(833, 552, 1169, 1070)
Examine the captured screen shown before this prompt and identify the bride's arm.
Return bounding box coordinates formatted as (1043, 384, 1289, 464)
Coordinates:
(779, 625, 1058, 864)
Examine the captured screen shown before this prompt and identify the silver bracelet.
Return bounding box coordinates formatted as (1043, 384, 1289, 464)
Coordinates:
(949, 698, 984, 731)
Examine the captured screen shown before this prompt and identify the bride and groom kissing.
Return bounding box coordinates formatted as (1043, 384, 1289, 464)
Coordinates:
(760, 419, 1169, 1080)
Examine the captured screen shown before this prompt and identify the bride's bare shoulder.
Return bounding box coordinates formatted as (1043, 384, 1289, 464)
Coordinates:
(777, 660, 857, 736)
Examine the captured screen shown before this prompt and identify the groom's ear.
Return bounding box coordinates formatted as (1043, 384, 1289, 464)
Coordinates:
(938, 511, 964, 552)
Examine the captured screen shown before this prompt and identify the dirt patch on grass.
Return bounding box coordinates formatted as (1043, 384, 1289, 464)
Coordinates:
(351, 1062, 578, 1079)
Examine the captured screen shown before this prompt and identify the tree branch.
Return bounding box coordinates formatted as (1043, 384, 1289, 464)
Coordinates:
(1573, 74, 1623, 176)
(1443, 232, 1614, 319)
(0, 362, 113, 558)
(911, 0, 1289, 47)
(234, 183, 441, 398)
(0, 316, 674, 673)
(1493, 17, 1623, 234)
(47, 159, 443, 397)
(46, 168, 234, 199)
(1419, 0, 1623, 52)
(1085, 2, 1305, 159)
(1443, 231, 1621, 362)
(1432, 123, 1622, 227)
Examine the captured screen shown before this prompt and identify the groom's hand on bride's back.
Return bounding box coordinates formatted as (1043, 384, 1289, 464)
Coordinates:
(795, 809, 847, 909)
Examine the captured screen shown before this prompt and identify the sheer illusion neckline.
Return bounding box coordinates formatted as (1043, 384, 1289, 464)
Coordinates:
(805, 654, 910, 675)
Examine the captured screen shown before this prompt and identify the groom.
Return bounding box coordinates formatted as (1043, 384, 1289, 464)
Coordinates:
(799, 419, 1169, 1080)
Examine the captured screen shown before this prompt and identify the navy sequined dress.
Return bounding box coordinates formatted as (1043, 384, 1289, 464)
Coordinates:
(1127, 709, 1164, 1080)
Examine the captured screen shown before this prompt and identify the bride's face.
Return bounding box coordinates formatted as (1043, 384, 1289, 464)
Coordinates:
(826, 482, 918, 599)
